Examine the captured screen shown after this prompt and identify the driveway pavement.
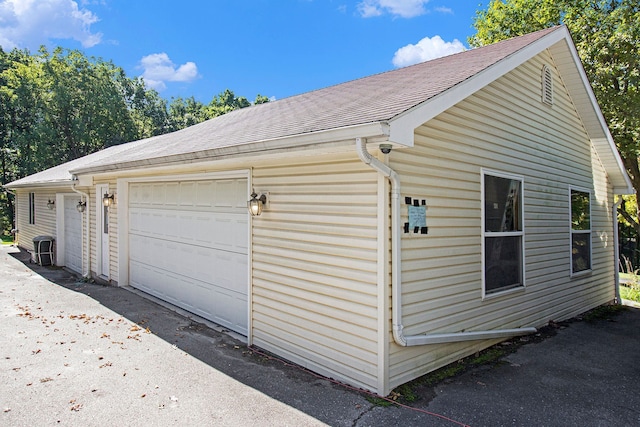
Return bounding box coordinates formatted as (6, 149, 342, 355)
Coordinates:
(1, 244, 639, 426)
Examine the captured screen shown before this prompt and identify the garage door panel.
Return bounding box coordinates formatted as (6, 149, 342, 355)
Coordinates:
(130, 235, 245, 290)
(129, 178, 248, 335)
(131, 208, 246, 254)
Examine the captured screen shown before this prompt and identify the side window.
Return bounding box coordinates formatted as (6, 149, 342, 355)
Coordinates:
(482, 171, 525, 295)
(29, 192, 35, 225)
(570, 188, 591, 275)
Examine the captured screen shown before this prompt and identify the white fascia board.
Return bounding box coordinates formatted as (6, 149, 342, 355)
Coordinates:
(4, 180, 73, 190)
(388, 27, 571, 147)
(70, 122, 390, 176)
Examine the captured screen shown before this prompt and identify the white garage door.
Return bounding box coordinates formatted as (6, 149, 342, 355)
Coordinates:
(63, 195, 83, 274)
(128, 178, 249, 335)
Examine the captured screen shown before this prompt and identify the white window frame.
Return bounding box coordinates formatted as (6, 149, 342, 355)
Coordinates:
(481, 169, 526, 298)
(569, 186, 592, 276)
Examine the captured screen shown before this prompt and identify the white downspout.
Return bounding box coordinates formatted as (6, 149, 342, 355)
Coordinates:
(71, 177, 91, 279)
(614, 196, 622, 304)
(356, 137, 536, 346)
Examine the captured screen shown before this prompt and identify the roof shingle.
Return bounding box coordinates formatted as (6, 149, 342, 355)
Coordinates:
(7, 27, 560, 186)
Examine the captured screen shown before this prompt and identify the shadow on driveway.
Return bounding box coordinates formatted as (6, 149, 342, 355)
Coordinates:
(7, 247, 371, 426)
(7, 245, 640, 427)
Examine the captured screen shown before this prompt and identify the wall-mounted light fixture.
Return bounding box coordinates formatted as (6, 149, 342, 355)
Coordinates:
(247, 192, 267, 216)
(102, 193, 115, 207)
(47, 199, 55, 210)
(76, 200, 86, 213)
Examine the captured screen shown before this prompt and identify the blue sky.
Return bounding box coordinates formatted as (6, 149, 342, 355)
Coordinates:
(0, 0, 488, 103)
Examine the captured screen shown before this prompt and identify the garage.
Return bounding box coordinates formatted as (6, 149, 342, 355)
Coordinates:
(128, 178, 249, 335)
(62, 194, 83, 274)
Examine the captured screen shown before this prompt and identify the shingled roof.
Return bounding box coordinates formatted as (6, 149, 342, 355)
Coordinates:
(6, 26, 632, 193)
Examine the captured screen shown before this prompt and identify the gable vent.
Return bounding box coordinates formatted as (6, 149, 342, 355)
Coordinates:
(542, 65, 554, 106)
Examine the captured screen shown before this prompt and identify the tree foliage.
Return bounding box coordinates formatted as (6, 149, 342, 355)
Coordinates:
(0, 46, 269, 235)
(471, 0, 640, 232)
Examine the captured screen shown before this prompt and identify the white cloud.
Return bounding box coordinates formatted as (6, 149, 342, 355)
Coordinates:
(139, 53, 199, 91)
(392, 35, 465, 67)
(357, 0, 430, 18)
(434, 6, 452, 14)
(0, 0, 102, 50)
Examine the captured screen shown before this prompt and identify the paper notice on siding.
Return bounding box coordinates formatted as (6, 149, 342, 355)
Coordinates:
(408, 205, 426, 228)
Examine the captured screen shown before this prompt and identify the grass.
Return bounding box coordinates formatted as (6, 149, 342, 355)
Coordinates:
(1, 235, 13, 245)
(621, 284, 640, 303)
(620, 272, 638, 282)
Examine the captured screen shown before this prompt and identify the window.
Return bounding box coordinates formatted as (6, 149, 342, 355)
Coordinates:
(29, 192, 35, 224)
(482, 171, 524, 295)
(570, 188, 591, 274)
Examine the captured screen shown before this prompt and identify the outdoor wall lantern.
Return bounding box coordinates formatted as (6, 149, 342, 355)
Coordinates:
(102, 193, 115, 207)
(248, 192, 267, 216)
(47, 199, 55, 210)
(76, 200, 86, 213)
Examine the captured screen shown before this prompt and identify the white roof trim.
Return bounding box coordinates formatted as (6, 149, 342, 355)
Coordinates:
(388, 26, 632, 194)
(6, 180, 73, 189)
(388, 28, 569, 145)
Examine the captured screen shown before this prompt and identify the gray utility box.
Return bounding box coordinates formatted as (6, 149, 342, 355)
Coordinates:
(33, 235, 55, 266)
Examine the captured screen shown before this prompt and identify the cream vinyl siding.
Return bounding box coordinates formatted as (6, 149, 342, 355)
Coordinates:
(15, 189, 61, 258)
(89, 181, 119, 283)
(250, 157, 381, 392)
(388, 51, 615, 389)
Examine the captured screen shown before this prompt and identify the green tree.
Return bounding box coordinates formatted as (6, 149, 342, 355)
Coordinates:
(253, 94, 271, 105)
(0, 46, 266, 235)
(471, 0, 640, 234)
(40, 47, 138, 161)
(121, 76, 172, 138)
(206, 89, 251, 118)
(168, 96, 208, 130)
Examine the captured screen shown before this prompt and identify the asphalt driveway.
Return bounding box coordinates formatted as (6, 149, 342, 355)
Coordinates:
(1, 244, 639, 426)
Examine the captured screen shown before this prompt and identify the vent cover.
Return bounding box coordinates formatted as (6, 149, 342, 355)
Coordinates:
(542, 65, 554, 106)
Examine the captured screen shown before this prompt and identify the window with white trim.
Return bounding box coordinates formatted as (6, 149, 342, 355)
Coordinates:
(570, 188, 591, 274)
(29, 192, 35, 225)
(482, 171, 524, 295)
